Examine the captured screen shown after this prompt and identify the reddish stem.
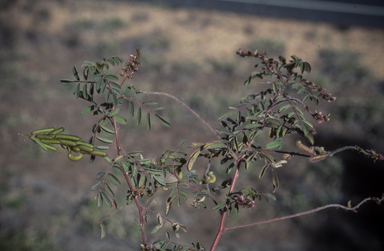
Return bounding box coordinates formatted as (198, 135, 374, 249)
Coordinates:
(210, 156, 243, 251)
(113, 116, 147, 246)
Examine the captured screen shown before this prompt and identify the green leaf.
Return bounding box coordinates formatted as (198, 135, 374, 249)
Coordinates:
(72, 66, 80, 81)
(302, 94, 310, 103)
(153, 176, 166, 186)
(155, 114, 171, 127)
(100, 125, 115, 135)
(107, 108, 119, 117)
(278, 104, 291, 113)
(97, 136, 113, 144)
(142, 100, 158, 105)
(115, 116, 127, 124)
(82, 84, 88, 99)
(101, 192, 112, 207)
(109, 173, 121, 186)
(81, 105, 94, 115)
(90, 181, 103, 191)
(203, 142, 226, 150)
(124, 85, 131, 95)
(74, 83, 80, 98)
(100, 223, 106, 239)
(96, 145, 109, 150)
(151, 106, 164, 111)
(213, 204, 226, 211)
(266, 193, 276, 201)
(60, 79, 75, 86)
(178, 140, 186, 148)
(97, 193, 103, 208)
(151, 226, 161, 234)
(266, 139, 282, 149)
(137, 107, 142, 125)
(166, 197, 173, 216)
(104, 183, 115, 197)
(218, 111, 236, 121)
(272, 170, 279, 193)
(147, 113, 151, 130)
(187, 148, 201, 171)
(107, 58, 115, 66)
(304, 133, 314, 145)
(112, 93, 118, 107)
(129, 101, 134, 117)
(259, 164, 269, 179)
(106, 74, 118, 81)
(96, 172, 106, 180)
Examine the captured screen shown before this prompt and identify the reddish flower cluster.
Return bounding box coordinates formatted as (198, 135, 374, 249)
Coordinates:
(120, 49, 142, 79)
(312, 110, 330, 124)
(306, 80, 336, 102)
(237, 196, 255, 208)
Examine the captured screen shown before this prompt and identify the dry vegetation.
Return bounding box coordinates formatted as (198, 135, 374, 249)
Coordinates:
(1, 0, 384, 250)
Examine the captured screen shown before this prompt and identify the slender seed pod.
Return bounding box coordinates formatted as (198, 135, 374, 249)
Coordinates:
(35, 134, 55, 140)
(89, 150, 108, 157)
(43, 144, 58, 152)
(309, 154, 328, 162)
(59, 139, 77, 147)
(296, 140, 316, 156)
(32, 128, 55, 135)
(75, 141, 94, 148)
(71, 146, 81, 152)
(53, 134, 81, 141)
(78, 145, 94, 153)
(40, 139, 61, 144)
(68, 152, 84, 161)
(60, 144, 68, 150)
(49, 127, 65, 135)
(30, 136, 48, 151)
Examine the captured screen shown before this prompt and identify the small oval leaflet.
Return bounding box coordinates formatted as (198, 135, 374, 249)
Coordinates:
(107, 108, 119, 117)
(90, 181, 103, 191)
(109, 173, 121, 186)
(97, 136, 113, 144)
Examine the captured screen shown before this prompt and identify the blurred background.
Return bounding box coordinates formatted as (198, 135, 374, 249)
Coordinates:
(1, 0, 384, 250)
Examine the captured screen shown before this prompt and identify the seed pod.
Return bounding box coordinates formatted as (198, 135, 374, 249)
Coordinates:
(75, 141, 94, 148)
(29, 136, 48, 151)
(78, 145, 93, 153)
(71, 146, 81, 152)
(35, 134, 55, 140)
(309, 154, 327, 162)
(53, 134, 81, 141)
(32, 128, 55, 135)
(68, 152, 84, 161)
(296, 140, 316, 156)
(177, 171, 183, 180)
(40, 139, 61, 144)
(49, 127, 65, 135)
(43, 144, 58, 152)
(208, 173, 216, 183)
(59, 139, 77, 147)
(89, 150, 107, 157)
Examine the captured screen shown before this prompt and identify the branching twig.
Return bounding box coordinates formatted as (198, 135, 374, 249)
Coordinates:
(225, 197, 382, 231)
